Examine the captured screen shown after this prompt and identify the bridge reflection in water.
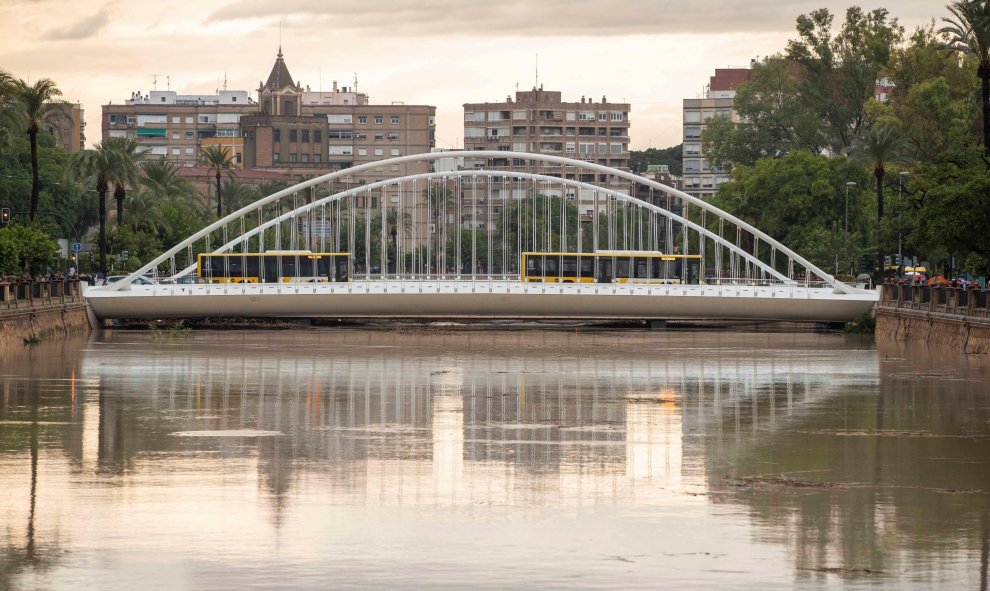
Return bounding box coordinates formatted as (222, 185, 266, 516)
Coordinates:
(1, 331, 988, 588)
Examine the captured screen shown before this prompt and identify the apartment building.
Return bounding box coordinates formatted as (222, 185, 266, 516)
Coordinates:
(102, 89, 256, 167)
(681, 67, 751, 198)
(46, 102, 85, 153)
(460, 88, 631, 227)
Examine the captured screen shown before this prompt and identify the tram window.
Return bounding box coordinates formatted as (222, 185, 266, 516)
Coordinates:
(282, 256, 297, 277)
(263, 255, 279, 282)
(336, 258, 349, 281)
(227, 257, 242, 276)
(544, 257, 559, 275)
(580, 257, 594, 275)
(317, 257, 332, 278)
(207, 257, 224, 276)
(635, 258, 649, 278)
(526, 256, 541, 275)
(652, 258, 662, 278)
(562, 256, 577, 275)
(615, 259, 630, 278)
(246, 256, 259, 278)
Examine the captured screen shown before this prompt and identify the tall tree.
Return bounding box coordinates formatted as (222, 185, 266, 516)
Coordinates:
(939, 0, 990, 152)
(847, 125, 914, 281)
(785, 7, 904, 152)
(199, 146, 234, 218)
(11, 78, 65, 222)
(69, 143, 118, 277)
(140, 159, 191, 199)
(105, 137, 142, 226)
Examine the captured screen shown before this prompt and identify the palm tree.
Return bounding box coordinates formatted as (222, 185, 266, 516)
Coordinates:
(940, 0, 990, 151)
(141, 159, 191, 199)
(199, 146, 234, 218)
(104, 138, 142, 226)
(847, 125, 914, 282)
(221, 178, 258, 212)
(69, 143, 118, 277)
(11, 78, 65, 222)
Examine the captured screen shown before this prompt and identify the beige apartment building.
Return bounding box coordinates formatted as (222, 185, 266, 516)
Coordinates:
(460, 88, 631, 227)
(46, 102, 85, 153)
(102, 90, 257, 167)
(682, 67, 751, 198)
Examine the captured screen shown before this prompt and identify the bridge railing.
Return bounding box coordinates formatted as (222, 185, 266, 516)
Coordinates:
(880, 283, 990, 318)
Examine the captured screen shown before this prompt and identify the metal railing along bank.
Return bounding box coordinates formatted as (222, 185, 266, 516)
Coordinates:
(880, 283, 990, 319)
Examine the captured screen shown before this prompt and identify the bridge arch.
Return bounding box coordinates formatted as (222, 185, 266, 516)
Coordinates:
(107, 151, 854, 293)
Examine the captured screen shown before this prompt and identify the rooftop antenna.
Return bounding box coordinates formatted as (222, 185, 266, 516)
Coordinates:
(353, 72, 359, 94)
(223, 70, 228, 91)
(535, 53, 539, 89)
(150, 74, 164, 90)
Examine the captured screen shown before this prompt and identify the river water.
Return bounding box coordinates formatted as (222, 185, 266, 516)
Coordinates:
(0, 329, 988, 590)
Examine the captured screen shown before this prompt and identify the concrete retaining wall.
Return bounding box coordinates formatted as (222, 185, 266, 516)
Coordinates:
(0, 280, 91, 350)
(876, 284, 990, 355)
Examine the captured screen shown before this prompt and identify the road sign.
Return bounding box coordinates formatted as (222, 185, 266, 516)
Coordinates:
(72, 242, 82, 252)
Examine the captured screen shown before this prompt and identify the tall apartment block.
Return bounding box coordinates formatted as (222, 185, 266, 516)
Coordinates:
(102, 90, 256, 167)
(46, 102, 85, 153)
(681, 67, 751, 198)
(461, 88, 631, 226)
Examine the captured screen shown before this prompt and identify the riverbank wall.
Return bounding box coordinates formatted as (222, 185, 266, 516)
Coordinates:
(875, 284, 990, 355)
(0, 280, 90, 350)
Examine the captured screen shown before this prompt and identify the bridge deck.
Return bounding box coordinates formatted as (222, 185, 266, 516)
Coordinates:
(86, 281, 878, 323)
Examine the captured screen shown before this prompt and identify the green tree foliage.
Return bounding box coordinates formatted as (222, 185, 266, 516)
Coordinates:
(705, 8, 904, 168)
(0, 223, 59, 276)
(711, 151, 870, 274)
(105, 137, 143, 226)
(939, 0, 990, 151)
(10, 77, 66, 222)
(629, 145, 683, 174)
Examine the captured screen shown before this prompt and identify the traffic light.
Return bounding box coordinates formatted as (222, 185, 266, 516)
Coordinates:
(1, 207, 10, 225)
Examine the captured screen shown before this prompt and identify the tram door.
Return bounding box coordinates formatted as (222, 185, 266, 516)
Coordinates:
(597, 258, 613, 283)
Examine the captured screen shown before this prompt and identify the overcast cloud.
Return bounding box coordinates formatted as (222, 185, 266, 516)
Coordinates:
(208, 0, 939, 36)
(43, 3, 115, 40)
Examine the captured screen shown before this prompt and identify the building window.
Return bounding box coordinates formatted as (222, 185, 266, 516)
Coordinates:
(301, 154, 310, 163)
(290, 153, 298, 163)
(185, 117, 193, 124)
(598, 143, 607, 154)
(358, 116, 367, 124)
(171, 116, 180, 124)
(684, 111, 702, 123)
(185, 131, 193, 138)
(374, 116, 384, 125)
(273, 129, 281, 142)
(284, 100, 294, 116)
(302, 129, 310, 143)
(314, 130, 322, 143)
(374, 148, 384, 156)
(610, 112, 624, 121)
(171, 132, 179, 140)
(185, 148, 194, 155)
(273, 153, 280, 162)
(289, 129, 298, 142)
(386, 133, 399, 140)
(358, 148, 368, 156)
(374, 133, 384, 141)
(390, 149, 400, 156)
(391, 116, 400, 125)
(597, 113, 607, 121)
(171, 148, 180, 156)
(313, 155, 321, 163)
(609, 143, 623, 154)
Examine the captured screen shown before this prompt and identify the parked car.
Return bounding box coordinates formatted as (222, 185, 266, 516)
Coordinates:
(103, 275, 155, 286)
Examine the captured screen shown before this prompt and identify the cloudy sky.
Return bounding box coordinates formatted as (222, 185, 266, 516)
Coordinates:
(1, 0, 941, 150)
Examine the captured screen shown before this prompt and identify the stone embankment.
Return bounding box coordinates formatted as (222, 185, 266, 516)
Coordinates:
(0, 279, 90, 349)
(875, 284, 990, 354)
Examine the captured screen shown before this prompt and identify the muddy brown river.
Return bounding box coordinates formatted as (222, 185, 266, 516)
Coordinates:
(1, 329, 988, 589)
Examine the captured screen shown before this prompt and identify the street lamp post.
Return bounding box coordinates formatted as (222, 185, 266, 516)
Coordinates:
(898, 171, 908, 274)
(845, 181, 857, 275)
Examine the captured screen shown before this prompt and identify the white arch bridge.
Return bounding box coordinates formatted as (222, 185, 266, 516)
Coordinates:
(85, 152, 877, 324)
